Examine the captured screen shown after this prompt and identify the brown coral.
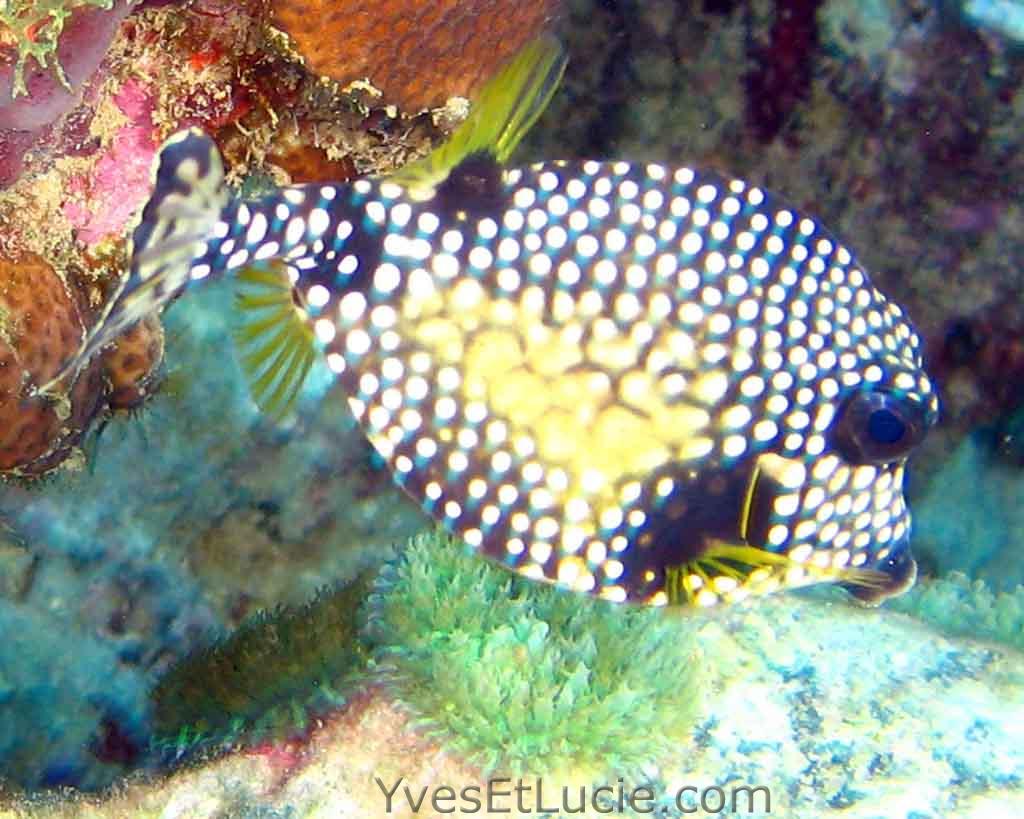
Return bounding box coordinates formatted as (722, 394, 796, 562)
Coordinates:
(0, 249, 165, 475)
(0, 251, 104, 476)
(269, 0, 564, 113)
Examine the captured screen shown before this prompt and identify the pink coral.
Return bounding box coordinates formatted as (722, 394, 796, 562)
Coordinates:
(62, 80, 158, 245)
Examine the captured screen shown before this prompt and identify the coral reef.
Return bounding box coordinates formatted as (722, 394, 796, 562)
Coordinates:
(534, 0, 1023, 356)
(0, 0, 124, 100)
(0, 0, 133, 189)
(0, 0, 506, 474)
(0, 280, 424, 790)
(268, 0, 564, 113)
(0, 0, 1022, 810)
(0, 250, 165, 475)
(3, 591, 1023, 816)
(0, 0, 571, 471)
(362, 530, 702, 778)
(101, 313, 163, 411)
(0, 0, 508, 196)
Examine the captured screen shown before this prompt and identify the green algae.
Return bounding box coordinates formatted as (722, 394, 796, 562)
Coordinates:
(362, 529, 704, 778)
(151, 570, 376, 761)
(887, 571, 1024, 652)
(151, 526, 705, 777)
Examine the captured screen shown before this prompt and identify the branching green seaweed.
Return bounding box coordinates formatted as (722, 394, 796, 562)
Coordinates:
(151, 571, 375, 761)
(362, 529, 704, 778)
(0, 0, 114, 97)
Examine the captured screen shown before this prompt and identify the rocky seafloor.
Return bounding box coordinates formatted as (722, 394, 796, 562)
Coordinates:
(7, 584, 1024, 818)
(1, 0, 1023, 816)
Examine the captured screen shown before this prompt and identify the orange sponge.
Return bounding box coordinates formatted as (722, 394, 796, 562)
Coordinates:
(0, 251, 105, 476)
(269, 0, 563, 112)
(102, 313, 165, 412)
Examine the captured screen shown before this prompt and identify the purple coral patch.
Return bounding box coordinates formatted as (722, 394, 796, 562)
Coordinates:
(0, 2, 133, 132)
(746, 0, 824, 143)
(0, 127, 35, 187)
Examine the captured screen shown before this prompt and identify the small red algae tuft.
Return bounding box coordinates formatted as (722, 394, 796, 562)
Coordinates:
(249, 737, 308, 784)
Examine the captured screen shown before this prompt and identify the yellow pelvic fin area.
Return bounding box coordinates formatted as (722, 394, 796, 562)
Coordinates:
(389, 33, 567, 195)
(233, 264, 317, 419)
(663, 540, 890, 608)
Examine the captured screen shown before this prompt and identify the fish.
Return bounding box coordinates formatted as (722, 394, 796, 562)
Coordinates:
(45, 35, 938, 608)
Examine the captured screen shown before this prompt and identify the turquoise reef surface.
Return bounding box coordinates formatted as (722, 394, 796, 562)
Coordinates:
(0, 280, 424, 790)
(912, 432, 1024, 591)
(963, 0, 1024, 42)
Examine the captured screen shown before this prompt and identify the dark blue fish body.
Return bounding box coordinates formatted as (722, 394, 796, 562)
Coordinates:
(49, 40, 938, 608)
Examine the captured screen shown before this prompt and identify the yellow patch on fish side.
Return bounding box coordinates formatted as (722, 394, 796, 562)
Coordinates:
(403, 283, 718, 512)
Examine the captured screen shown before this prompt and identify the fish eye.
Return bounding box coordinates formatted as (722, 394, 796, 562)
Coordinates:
(833, 390, 928, 465)
(867, 408, 905, 445)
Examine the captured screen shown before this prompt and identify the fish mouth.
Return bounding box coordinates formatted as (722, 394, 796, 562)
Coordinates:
(725, 451, 917, 603)
(842, 540, 918, 606)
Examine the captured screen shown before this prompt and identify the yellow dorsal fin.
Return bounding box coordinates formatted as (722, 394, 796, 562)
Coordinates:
(230, 35, 566, 420)
(389, 33, 567, 195)
(233, 263, 317, 420)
